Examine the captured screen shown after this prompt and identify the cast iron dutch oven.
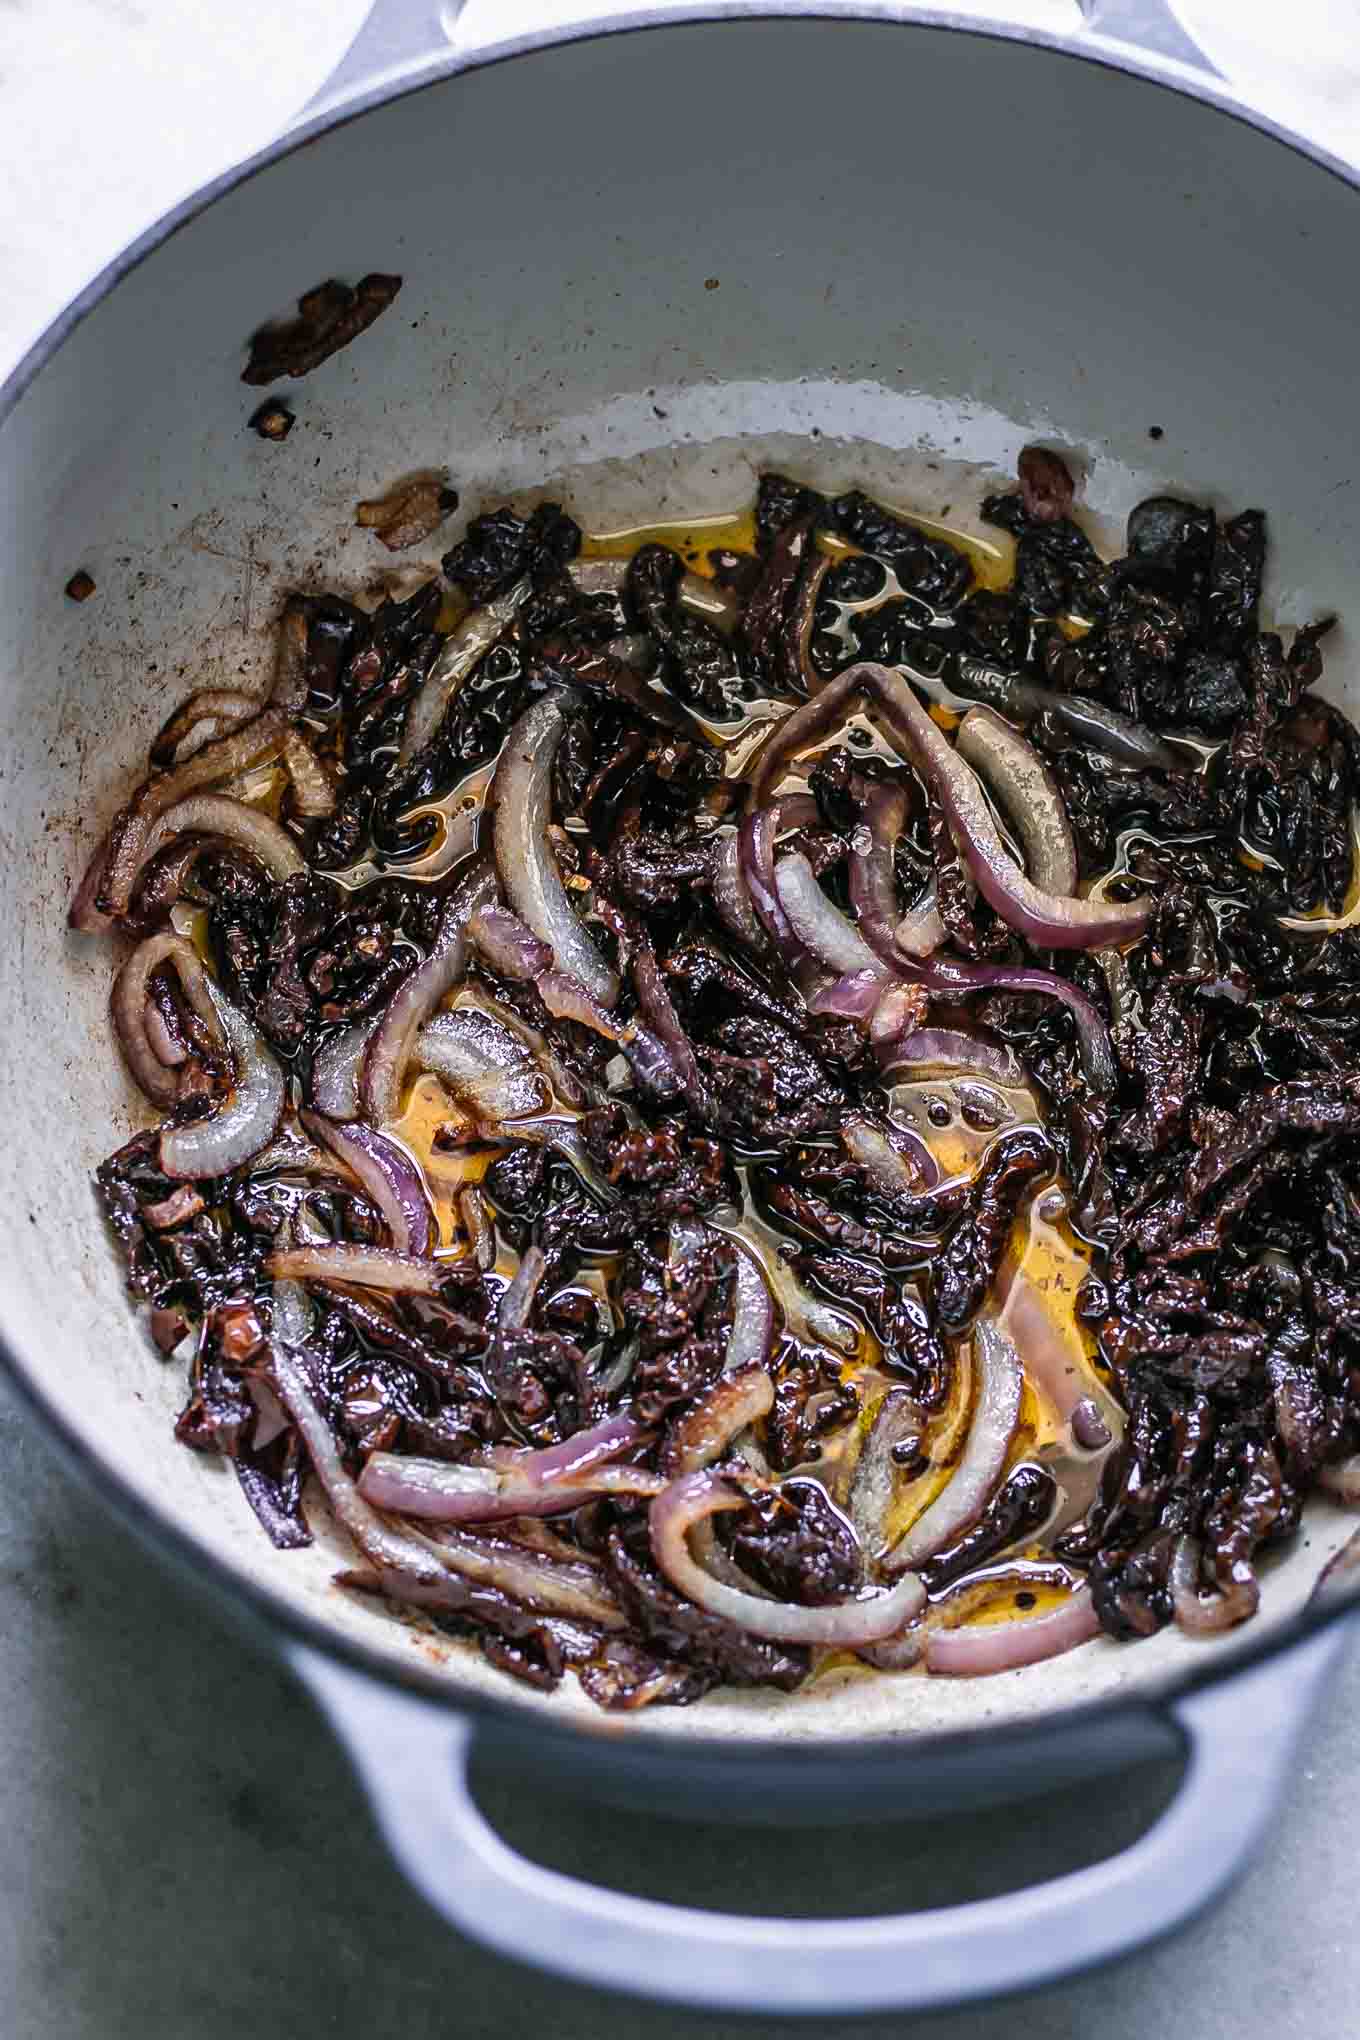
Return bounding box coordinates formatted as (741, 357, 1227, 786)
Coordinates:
(3, 1, 1359, 2012)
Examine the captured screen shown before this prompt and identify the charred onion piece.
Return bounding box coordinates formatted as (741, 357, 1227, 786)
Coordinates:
(774, 851, 889, 981)
(265, 1244, 450, 1296)
(400, 579, 529, 765)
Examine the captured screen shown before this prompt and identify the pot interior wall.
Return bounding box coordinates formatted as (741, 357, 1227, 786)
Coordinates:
(2, 18, 1358, 1747)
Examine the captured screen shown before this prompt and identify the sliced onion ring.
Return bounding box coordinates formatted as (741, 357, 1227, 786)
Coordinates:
(111, 932, 224, 1107)
(885, 1316, 1023, 1572)
(310, 1018, 377, 1119)
(158, 982, 284, 1180)
(149, 689, 261, 769)
(414, 1007, 549, 1123)
(469, 903, 553, 981)
(358, 1414, 665, 1523)
(924, 1585, 1100, 1674)
(863, 663, 1150, 950)
(660, 1361, 775, 1475)
(1170, 1535, 1259, 1634)
(265, 1244, 449, 1296)
(360, 861, 496, 1125)
(492, 693, 619, 1005)
(399, 578, 530, 765)
(775, 851, 888, 980)
(956, 706, 1078, 896)
(74, 707, 288, 927)
(848, 782, 911, 966)
(301, 1111, 434, 1258)
(650, 1470, 926, 1645)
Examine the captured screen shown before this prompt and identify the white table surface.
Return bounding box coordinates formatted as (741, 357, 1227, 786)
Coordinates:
(2, 6, 1359, 2036)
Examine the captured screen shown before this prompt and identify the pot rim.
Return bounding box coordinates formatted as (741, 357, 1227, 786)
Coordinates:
(3, 4, 1358, 1764)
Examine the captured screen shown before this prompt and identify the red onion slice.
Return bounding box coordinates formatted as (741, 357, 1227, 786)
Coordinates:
(414, 1008, 549, 1122)
(492, 694, 619, 1007)
(868, 979, 931, 1051)
(739, 809, 802, 960)
(360, 861, 497, 1124)
(301, 1111, 435, 1258)
(885, 1316, 1023, 1572)
(659, 1361, 775, 1474)
(893, 954, 1116, 1095)
(149, 688, 261, 768)
(746, 666, 862, 809)
(863, 663, 1150, 949)
(669, 1222, 775, 1376)
(111, 932, 224, 1107)
(1170, 1535, 1259, 1634)
(469, 903, 553, 981)
(650, 1471, 926, 1645)
(1000, 1269, 1120, 1449)
(956, 707, 1078, 896)
(808, 969, 886, 1021)
(421, 1525, 627, 1628)
(399, 579, 529, 765)
(269, 1346, 452, 1583)
(310, 1018, 377, 1119)
(711, 831, 767, 952)
(266, 1244, 449, 1296)
(567, 556, 739, 628)
(74, 707, 288, 927)
(358, 1416, 666, 1523)
(268, 600, 312, 715)
(1319, 1453, 1360, 1503)
(882, 1027, 1025, 1086)
(280, 728, 340, 817)
(841, 1115, 940, 1196)
(848, 783, 911, 967)
(158, 983, 284, 1179)
(924, 1586, 1100, 1674)
(896, 876, 946, 960)
(136, 793, 307, 888)
(633, 942, 712, 1118)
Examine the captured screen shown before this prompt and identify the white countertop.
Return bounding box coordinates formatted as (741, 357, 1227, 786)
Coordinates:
(2, 6, 1359, 2036)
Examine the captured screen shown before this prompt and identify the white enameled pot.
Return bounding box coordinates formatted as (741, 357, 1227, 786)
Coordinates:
(3, 2, 1359, 2011)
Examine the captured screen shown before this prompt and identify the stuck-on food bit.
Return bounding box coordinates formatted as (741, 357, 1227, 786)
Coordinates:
(65, 569, 96, 602)
(249, 399, 295, 441)
(241, 272, 403, 384)
(356, 477, 459, 551)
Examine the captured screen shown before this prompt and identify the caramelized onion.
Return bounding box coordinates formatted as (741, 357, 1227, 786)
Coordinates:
(841, 1114, 939, 1196)
(399, 579, 529, 764)
(265, 1244, 449, 1296)
(301, 1111, 435, 1258)
(469, 903, 553, 981)
(882, 1027, 1024, 1086)
(1170, 1535, 1259, 1634)
(864, 663, 1151, 949)
(359, 1416, 665, 1522)
(650, 1471, 926, 1645)
(137, 792, 306, 888)
(422, 1525, 627, 1627)
(111, 932, 224, 1107)
(956, 706, 1078, 895)
(74, 708, 288, 927)
(492, 694, 619, 1005)
(149, 688, 261, 768)
(924, 1586, 1100, 1673)
(158, 983, 284, 1179)
(660, 1362, 775, 1475)
(711, 831, 767, 951)
(775, 851, 888, 980)
(414, 1008, 549, 1122)
(309, 1018, 377, 1119)
(885, 1317, 1023, 1571)
(848, 782, 911, 966)
(360, 861, 496, 1124)
(280, 727, 339, 817)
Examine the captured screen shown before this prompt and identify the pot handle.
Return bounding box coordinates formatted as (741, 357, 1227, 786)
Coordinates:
(291, 1617, 1352, 2013)
(295, 1, 1223, 130)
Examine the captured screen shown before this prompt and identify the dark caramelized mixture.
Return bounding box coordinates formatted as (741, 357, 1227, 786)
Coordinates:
(77, 455, 1360, 1707)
